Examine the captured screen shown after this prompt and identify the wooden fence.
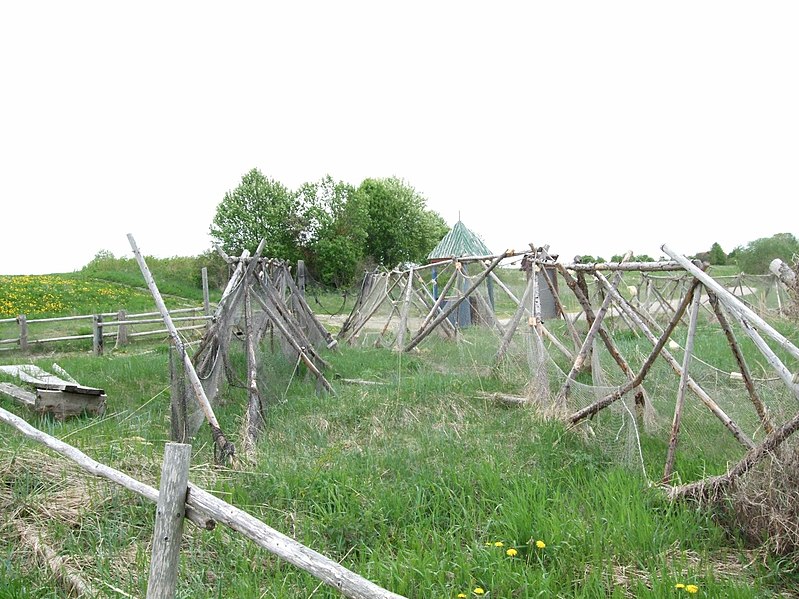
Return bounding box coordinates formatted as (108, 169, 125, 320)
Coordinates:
(0, 307, 211, 355)
(0, 404, 404, 598)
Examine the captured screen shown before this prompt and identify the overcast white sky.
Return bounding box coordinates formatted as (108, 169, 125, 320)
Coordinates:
(1, 2, 797, 275)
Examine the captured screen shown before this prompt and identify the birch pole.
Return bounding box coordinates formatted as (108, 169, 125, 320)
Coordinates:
(128, 234, 235, 462)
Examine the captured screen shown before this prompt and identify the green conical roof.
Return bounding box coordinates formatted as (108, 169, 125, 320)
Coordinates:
(427, 220, 493, 261)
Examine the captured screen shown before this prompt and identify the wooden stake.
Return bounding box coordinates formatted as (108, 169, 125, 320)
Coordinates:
(17, 314, 28, 352)
(663, 288, 702, 483)
(116, 310, 129, 347)
(146, 443, 192, 599)
(201, 268, 211, 317)
(169, 345, 189, 443)
(243, 285, 264, 452)
(92, 315, 103, 356)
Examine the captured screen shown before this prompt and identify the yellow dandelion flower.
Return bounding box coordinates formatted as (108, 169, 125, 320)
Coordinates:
(506, 548, 518, 557)
(685, 585, 698, 594)
(458, 595, 467, 598)
(473, 588, 485, 596)
(535, 540, 546, 549)
(494, 541, 504, 547)
(674, 584, 685, 589)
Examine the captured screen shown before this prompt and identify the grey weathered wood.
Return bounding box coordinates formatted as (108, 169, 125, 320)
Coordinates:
(169, 346, 189, 443)
(146, 443, 192, 599)
(35, 389, 106, 419)
(663, 289, 702, 483)
(116, 310, 129, 346)
(0, 382, 36, 406)
(92, 315, 104, 356)
(567, 260, 684, 272)
(0, 405, 405, 599)
(201, 268, 211, 317)
(663, 244, 799, 362)
(297, 260, 306, 296)
(405, 252, 508, 352)
(282, 268, 338, 349)
(18, 315, 28, 352)
(128, 234, 235, 461)
(0, 404, 213, 530)
(243, 285, 263, 453)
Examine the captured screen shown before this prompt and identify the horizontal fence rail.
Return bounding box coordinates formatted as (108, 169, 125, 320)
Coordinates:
(0, 306, 211, 355)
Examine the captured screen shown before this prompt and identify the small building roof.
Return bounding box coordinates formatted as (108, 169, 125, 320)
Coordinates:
(427, 220, 493, 261)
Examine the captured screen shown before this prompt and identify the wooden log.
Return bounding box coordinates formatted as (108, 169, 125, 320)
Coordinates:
(18, 314, 28, 352)
(297, 260, 306, 296)
(583, 278, 756, 449)
(0, 382, 36, 406)
(567, 260, 685, 272)
(405, 252, 508, 352)
(92, 315, 104, 356)
(0, 404, 214, 530)
(34, 389, 106, 419)
(662, 244, 799, 363)
(663, 290, 702, 483)
(202, 268, 211, 317)
(146, 443, 192, 599)
(736, 317, 799, 401)
(668, 408, 799, 502)
(129, 234, 235, 463)
(708, 292, 773, 433)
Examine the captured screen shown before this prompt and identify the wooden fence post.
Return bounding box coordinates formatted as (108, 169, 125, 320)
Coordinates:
(92, 315, 103, 356)
(146, 442, 192, 599)
(201, 268, 211, 317)
(169, 345, 189, 443)
(297, 260, 306, 298)
(17, 315, 28, 352)
(117, 310, 129, 346)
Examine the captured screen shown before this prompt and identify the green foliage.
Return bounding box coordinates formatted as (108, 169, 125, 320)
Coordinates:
(709, 242, 727, 265)
(296, 176, 370, 287)
(359, 177, 448, 266)
(578, 255, 606, 264)
(210, 168, 300, 260)
(733, 233, 799, 274)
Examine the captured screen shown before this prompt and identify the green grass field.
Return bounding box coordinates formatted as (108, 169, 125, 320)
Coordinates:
(0, 263, 798, 598)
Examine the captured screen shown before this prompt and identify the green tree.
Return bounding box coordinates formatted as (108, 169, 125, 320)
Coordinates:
(296, 176, 369, 287)
(210, 168, 300, 260)
(733, 233, 799, 274)
(708, 242, 727, 265)
(359, 177, 448, 266)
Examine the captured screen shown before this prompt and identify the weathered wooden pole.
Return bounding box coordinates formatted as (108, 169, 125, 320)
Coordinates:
(708, 292, 773, 433)
(92, 315, 104, 356)
(663, 289, 702, 483)
(405, 252, 508, 352)
(201, 268, 211, 317)
(128, 234, 235, 462)
(168, 345, 189, 444)
(146, 443, 192, 599)
(663, 244, 799, 362)
(243, 284, 263, 453)
(297, 260, 306, 297)
(17, 315, 28, 352)
(117, 310, 129, 346)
